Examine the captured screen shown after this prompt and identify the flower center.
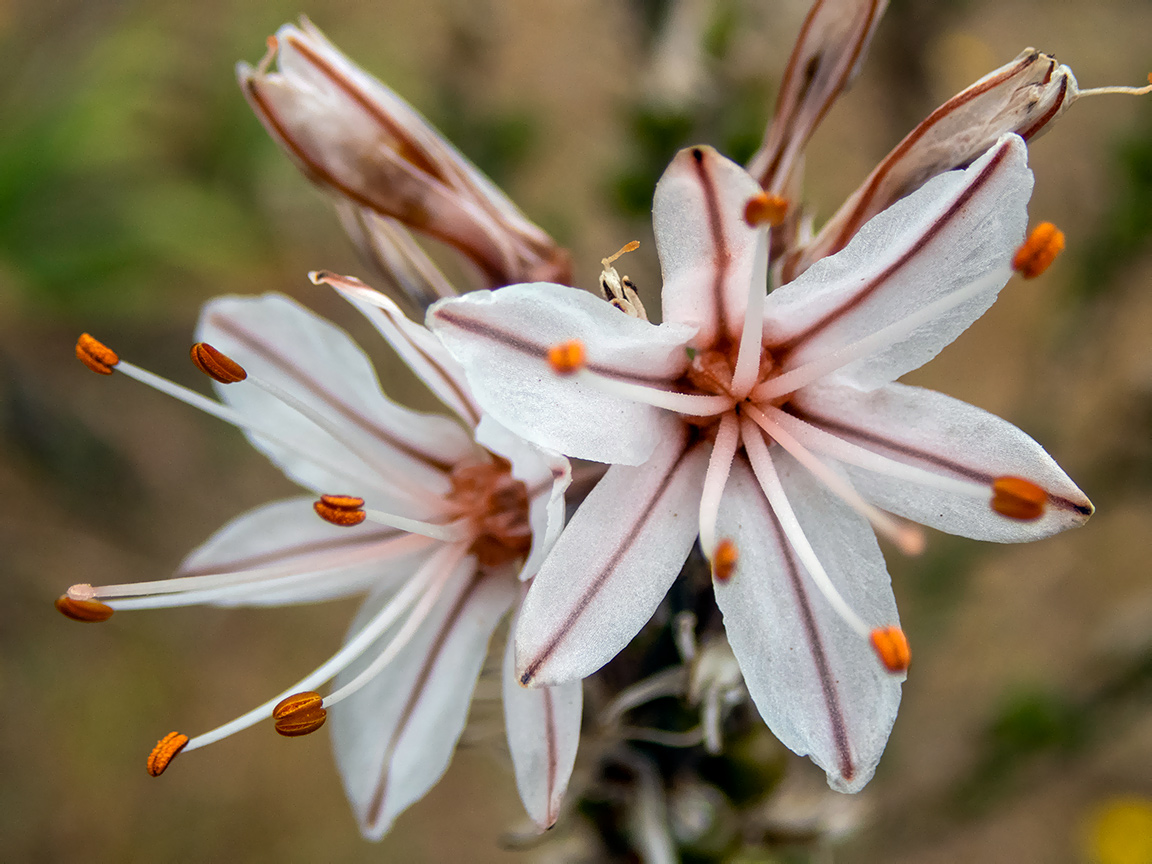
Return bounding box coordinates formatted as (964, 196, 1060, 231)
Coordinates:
(446, 458, 532, 567)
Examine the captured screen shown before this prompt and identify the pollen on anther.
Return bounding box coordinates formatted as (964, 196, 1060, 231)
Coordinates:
(870, 626, 911, 673)
(76, 334, 120, 375)
(712, 538, 738, 582)
(273, 691, 327, 737)
(55, 594, 114, 622)
(1012, 222, 1065, 279)
(547, 340, 586, 376)
(314, 494, 367, 526)
(744, 192, 789, 228)
(991, 476, 1047, 520)
(147, 731, 189, 777)
(190, 342, 247, 384)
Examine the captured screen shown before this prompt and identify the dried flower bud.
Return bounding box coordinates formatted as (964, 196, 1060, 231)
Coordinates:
(786, 49, 1082, 278)
(239, 20, 570, 295)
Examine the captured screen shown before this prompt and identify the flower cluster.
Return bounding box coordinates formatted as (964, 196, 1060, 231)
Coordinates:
(57, 0, 1150, 848)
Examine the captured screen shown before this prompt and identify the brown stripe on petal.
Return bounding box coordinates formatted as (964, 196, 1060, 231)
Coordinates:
(777, 141, 1014, 355)
(767, 502, 854, 782)
(205, 313, 455, 473)
(690, 147, 732, 340)
(430, 306, 682, 388)
(543, 687, 559, 827)
(788, 405, 1093, 516)
(518, 438, 701, 686)
(366, 571, 486, 829)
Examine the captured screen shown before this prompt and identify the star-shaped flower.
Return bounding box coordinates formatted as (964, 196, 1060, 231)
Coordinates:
(62, 279, 578, 836)
(428, 133, 1092, 791)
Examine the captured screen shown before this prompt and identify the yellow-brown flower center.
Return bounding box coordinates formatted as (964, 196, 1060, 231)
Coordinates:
(446, 458, 532, 567)
(680, 343, 779, 428)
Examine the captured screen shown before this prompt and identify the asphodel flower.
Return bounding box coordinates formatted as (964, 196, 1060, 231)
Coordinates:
(428, 133, 1092, 791)
(63, 280, 579, 837)
(239, 19, 571, 304)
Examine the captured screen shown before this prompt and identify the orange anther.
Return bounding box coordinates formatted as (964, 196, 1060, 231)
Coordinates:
(146, 732, 189, 777)
(1012, 222, 1065, 279)
(273, 691, 328, 737)
(190, 342, 247, 384)
(547, 340, 586, 376)
(870, 626, 911, 673)
(75, 334, 119, 375)
(314, 494, 367, 526)
(744, 192, 789, 228)
(991, 476, 1047, 520)
(55, 594, 114, 622)
(712, 538, 738, 582)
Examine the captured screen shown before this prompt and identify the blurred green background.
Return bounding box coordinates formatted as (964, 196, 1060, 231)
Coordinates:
(2, 0, 1151, 861)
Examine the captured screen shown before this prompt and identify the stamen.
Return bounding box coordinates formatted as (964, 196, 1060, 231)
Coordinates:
(741, 419, 870, 638)
(766, 408, 994, 502)
(712, 539, 738, 583)
(190, 342, 247, 384)
(753, 265, 1011, 402)
(991, 475, 1047, 520)
(601, 240, 640, 269)
(178, 543, 466, 753)
(747, 405, 926, 555)
(75, 334, 119, 375)
(146, 731, 189, 777)
(547, 340, 586, 375)
(54, 594, 114, 622)
(69, 533, 430, 610)
(744, 192, 789, 227)
(313, 494, 367, 526)
(699, 412, 740, 556)
(1012, 222, 1065, 279)
(272, 692, 327, 737)
(574, 367, 734, 416)
(729, 206, 771, 399)
(869, 626, 911, 673)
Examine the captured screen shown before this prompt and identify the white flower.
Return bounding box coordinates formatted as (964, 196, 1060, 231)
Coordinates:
(427, 133, 1092, 792)
(63, 279, 578, 837)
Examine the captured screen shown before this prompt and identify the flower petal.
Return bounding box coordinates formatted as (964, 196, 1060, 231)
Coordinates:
(315, 270, 482, 427)
(502, 617, 582, 830)
(197, 293, 474, 506)
(429, 283, 695, 465)
(475, 415, 571, 581)
(713, 453, 902, 792)
(178, 496, 435, 606)
(764, 134, 1032, 389)
(514, 423, 709, 686)
(788, 381, 1093, 541)
(655, 146, 767, 346)
(330, 561, 516, 840)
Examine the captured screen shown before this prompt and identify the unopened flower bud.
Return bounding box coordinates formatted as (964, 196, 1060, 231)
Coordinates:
(239, 20, 570, 292)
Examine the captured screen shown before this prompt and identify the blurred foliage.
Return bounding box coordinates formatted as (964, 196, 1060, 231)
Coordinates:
(1078, 114, 1152, 300)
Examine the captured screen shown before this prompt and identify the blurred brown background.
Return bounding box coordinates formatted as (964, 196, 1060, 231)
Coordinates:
(2, 0, 1150, 861)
